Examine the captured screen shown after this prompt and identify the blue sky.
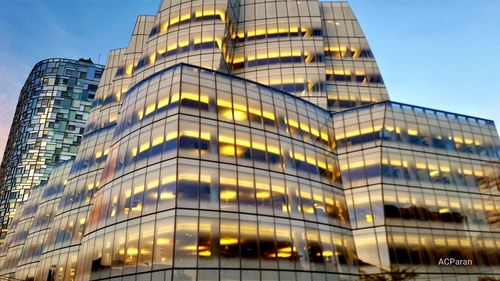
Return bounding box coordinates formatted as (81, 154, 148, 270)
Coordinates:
(0, 0, 498, 157)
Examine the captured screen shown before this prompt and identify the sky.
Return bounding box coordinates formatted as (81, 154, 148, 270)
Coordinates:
(0, 0, 498, 159)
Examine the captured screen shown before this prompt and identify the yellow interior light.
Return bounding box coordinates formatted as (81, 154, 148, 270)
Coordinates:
(170, 17, 179, 26)
(215, 38, 222, 49)
(462, 169, 473, 175)
(125, 64, 133, 76)
(218, 135, 234, 144)
(180, 130, 199, 139)
(162, 132, 176, 141)
(217, 99, 232, 108)
(232, 103, 246, 112)
(161, 175, 176, 185)
(181, 92, 199, 102)
(322, 250, 334, 257)
(160, 22, 169, 33)
(306, 156, 317, 165)
(233, 110, 247, 121)
(320, 131, 329, 142)
(220, 238, 238, 245)
(147, 180, 159, 190)
(360, 127, 374, 135)
(145, 103, 156, 116)
(134, 185, 144, 194)
(170, 92, 180, 103)
(267, 146, 280, 155)
(198, 250, 211, 257)
(252, 142, 266, 151)
(282, 204, 289, 213)
(139, 142, 150, 153)
(220, 190, 237, 200)
(149, 53, 156, 65)
(390, 160, 401, 166)
(292, 152, 305, 162)
(438, 208, 449, 214)
(157, 238, 171, 245)
(235, 138, 250, 148)
(351, 48, 360, 58)
(248, 107, 261, 116)
(180, 13, 191, 21)
(317, 161, 327, 169)
(256, 191, 270, 199)
(196, 95, 208, 104)
(200, 132, 210, 140)
(157, 97, 169, 109)
(287, 118, 299, 128)
(440, 166, 450, 173)
(220, 145, 235, 156)
(220, 177, 237, 186)
(157, 48, 166, 55)
(429, 170, 440, 177)
(300, 123, 310, 132)
(167, 43, 177, 52)
(160, 192, 175, 200)
(115, 90, 121, 101)
(262, 111, 275, 120)
(178, 40, 189, 47)
(407, 129, 418, 136)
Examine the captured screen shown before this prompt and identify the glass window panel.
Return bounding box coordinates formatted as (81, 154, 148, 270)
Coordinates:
(129, 173, 145, 219)
(138, 220, 155, 272)
(220, 216, 239, 268)
(198, 215, 219, 268)
(199, 164, 219, 210)
(220, 166, 238, 211)
(271, 175, 288, 217)
(123, 223, 140, 274)
(111, 227, 126, 276)
(153, 215, 174, 270)
(240, 217, 259, 268)
(143, 167, 160, 215)
(158, 162, 177, 212)
(174, 214, 198, 267)
(178, 162, 200, 208)
(259, 218, 277, 268)
(238, 169, 256, 213)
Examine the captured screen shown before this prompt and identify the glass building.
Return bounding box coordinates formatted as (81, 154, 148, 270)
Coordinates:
(0, 0, 497, 280)
(334, 102, 499, 278)
(0, 160, 73, 279)
(0, 58, 103, 243)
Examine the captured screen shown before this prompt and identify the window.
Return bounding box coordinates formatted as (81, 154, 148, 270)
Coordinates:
(153, 214, 174, 269)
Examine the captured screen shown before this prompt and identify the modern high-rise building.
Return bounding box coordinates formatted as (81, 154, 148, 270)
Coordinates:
(0, 1, 498, 280)
(0, 58, 103, 242)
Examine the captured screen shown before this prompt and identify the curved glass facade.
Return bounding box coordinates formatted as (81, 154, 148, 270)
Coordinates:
(0, 58, 103, 242)
(0, 160, 73, 279)
(334, 102, 500, 278)
(77, 63, 357, 280)
(0, 0, 498, 280)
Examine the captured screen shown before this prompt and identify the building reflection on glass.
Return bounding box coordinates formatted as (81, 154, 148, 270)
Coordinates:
(0, 0, 498, 280)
